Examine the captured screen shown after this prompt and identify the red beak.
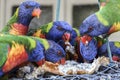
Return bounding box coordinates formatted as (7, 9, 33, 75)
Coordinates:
(32, 8, 42, 18)
(81, 35, 92, 45)
(62, 32, 71, 42)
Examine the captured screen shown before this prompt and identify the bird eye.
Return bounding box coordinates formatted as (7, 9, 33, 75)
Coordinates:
(88, 26, 93, 32)
(38, 6, 41, 8)
(57, 51, 62, 55)
(25, 5, 32, 9)
(57, 26, 64, 31)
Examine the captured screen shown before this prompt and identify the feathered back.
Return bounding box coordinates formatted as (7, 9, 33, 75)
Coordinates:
(96, 0, 120, 26)
(0, 33, 36, 51)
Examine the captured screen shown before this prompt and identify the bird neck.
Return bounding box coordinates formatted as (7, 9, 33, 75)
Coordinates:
(36, 37, 50, 50)
(18, 15, 32, 27)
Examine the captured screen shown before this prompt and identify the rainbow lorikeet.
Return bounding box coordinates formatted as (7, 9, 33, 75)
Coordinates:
(80, 35, 120, 62)
(80, 0, 120, 37)
(2, 1, 41, 35)
(0, 33, 66, 77)
(27, 21, 73, 47)
(79, 34, 120, 62)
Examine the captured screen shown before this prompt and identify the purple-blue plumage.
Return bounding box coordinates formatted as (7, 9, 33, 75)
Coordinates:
(79, 14, 110, 37)
(70, 29, 78, 45)
(0, 70, 3, 77)
(27, 21, 73, 51)
(44, 40, 66, 63)
(28, 40, 45, 62)
(18, 1, 41, 26)
(80, 37, 97, 61)
(98, 42, 120, 57)
(28, 38, 66, 63)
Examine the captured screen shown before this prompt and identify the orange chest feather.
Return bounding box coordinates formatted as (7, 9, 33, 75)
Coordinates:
(9, 23, 28, 35)
(2, 44, 28, 73)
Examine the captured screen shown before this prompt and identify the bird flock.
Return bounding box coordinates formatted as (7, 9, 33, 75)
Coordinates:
(0, 0, 120, 79)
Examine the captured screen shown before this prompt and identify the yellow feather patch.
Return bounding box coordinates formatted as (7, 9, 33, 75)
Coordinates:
(15, 8, 19, 17)
(96, 12, 109, 26)
(10, 41, 25, 55)
(113, 22, 120, 31)
(33, 29, 42, 37)
(114, 42, 120, 48)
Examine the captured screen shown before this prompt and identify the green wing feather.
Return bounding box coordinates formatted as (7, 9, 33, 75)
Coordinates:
(32, 37, 49, 50)
(27, 22, 53, 35)
(2, 8, 19, 32)
(37, 22, 53, 34)
(0, 33, 36, 51)
(73, 28, 80, 36)
(96, 0, 120, 26)
(0, 43, 9, 68)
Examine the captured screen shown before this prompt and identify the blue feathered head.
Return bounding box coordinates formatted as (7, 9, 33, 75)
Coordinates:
(28, 40, 45, 65)
(18, 0, 41, 26)
(57, 28, 80, 49)
(46, 21, 73, 42)
(80, 35, 97, 61)
(79, 14, 110, 37)
(44, 40, 66, 64)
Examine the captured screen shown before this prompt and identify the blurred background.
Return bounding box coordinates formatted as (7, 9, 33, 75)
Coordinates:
(0, 0, 120, 41)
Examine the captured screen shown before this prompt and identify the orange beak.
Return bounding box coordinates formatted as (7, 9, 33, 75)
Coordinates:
(32, 8, 42, 18)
